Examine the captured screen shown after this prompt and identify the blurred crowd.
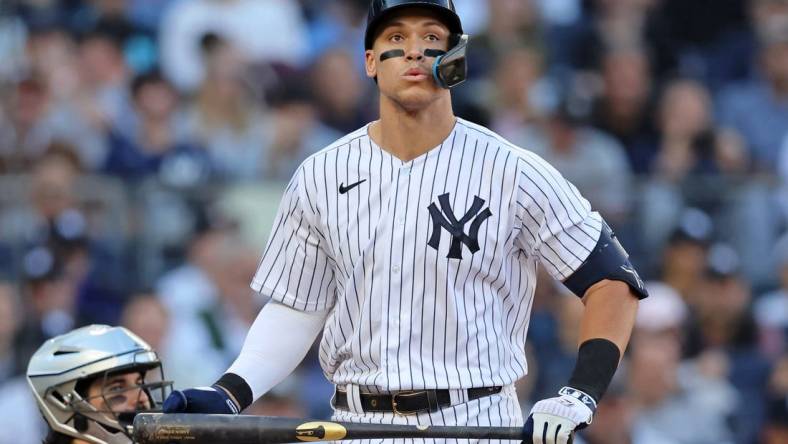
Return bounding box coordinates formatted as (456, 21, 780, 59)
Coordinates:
(1, 0, 788, 443)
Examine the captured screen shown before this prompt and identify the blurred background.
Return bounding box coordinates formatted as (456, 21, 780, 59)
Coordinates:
(0, 0, 787, 443)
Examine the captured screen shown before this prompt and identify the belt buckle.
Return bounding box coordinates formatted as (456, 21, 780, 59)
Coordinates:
(391, 391, 421, 416)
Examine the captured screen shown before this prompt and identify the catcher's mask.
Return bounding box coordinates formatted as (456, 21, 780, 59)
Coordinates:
(27, 325, 173, 444)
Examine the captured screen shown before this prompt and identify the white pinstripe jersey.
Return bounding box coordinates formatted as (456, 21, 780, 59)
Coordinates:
(251, 118, 603, 391)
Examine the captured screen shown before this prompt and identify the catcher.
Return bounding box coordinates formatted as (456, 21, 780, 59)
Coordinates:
(26, 325, 172, 444)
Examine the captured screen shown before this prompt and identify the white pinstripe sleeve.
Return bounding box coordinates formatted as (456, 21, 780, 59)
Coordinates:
(250, 169, 336, 312)
(514, 153, 603, 281)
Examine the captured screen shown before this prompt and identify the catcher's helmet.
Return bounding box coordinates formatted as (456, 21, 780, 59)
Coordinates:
(27, 325, 172, 444)
(364, 0, 464, 50)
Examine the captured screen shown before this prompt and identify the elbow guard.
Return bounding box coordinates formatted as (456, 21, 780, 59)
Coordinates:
(563, 222, 648, 300)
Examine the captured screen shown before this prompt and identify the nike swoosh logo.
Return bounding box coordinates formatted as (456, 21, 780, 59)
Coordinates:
(339, 179, 366, 194)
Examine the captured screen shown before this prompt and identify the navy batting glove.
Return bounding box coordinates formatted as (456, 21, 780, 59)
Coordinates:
(163, 385, 240, 414)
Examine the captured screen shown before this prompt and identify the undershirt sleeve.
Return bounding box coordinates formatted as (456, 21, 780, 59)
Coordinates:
(226, 301, 329, 401)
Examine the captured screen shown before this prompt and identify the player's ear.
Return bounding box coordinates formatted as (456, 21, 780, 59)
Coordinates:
(365, 49, 377, 79)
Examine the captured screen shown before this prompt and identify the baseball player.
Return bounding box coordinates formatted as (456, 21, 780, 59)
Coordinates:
(27, 325, 172, 444)
(163, 1, 648, 444)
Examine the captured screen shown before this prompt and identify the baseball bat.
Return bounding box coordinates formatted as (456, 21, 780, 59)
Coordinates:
(132, 413, 535, 444)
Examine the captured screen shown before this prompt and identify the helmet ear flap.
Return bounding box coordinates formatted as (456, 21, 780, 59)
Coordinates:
(448, 33, 461, 49)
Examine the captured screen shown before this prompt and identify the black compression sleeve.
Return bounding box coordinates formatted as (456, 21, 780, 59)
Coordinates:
(567, 338, 621, 403)
(214, 372, 253, 411)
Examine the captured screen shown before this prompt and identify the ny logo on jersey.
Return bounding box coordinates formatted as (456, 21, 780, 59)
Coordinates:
(427, 193, 493, 259)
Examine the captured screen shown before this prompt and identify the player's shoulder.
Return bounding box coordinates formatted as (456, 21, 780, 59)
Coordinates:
(455, 118, 550, 167)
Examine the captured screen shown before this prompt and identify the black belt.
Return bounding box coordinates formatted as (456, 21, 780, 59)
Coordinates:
(334, 386, 502, 415)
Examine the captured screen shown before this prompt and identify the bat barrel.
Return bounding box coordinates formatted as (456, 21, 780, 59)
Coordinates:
(133, 414, 305, 444)
(133, 414, 528, 444)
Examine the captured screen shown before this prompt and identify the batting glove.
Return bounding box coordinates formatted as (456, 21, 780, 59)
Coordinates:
(526, 387, 596, 444)
(163, 385, 240, 414)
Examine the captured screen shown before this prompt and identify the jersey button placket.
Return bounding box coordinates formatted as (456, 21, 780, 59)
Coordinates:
(385, 167, 408, 381)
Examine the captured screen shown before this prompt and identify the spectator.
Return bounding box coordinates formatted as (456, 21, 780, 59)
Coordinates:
(645, 0, 752, 89)
(15, 246, 79, 362)
(652, 208, 713, 294)
(717, 15, 788, 173)
(639, 79, 778, 283)
(159, 0, 310, 92)
(488, 46, 546, 139)
(634, 281, 689, 340)
(684, 243, 772, 442)
(580, 371, 635, 444)
(510, 91, 633, 223)
(120, 292, 170, 354)
(586, 0, 658, 52)
(0, 75, 106, 172)
(75, 29, 133, 131)
(1, 146, 128, 325)
(310, 48, 371, 133)
(184, 33, 270, 181)
(472, 0, 544, 76)
(103, 70, 211, 186)
(651, 79, 747, 181)
(0, 1, 27, 83)
(264, 73, 342, 181)
(567, 0, 662, 77)
(22, 27, 77, 89)
(763, 354, 788, 444)
(627, 332, 737, 444)
(83, 0, 138, 43)
(685, 244, 756, 352)
(155, 221, 260, 387)
(0, 270, 51, 444)
(0, 282, 24, 381)
(0, 145, 84, 247)
(591, 46, 656, 173)
(303, 0, 368, 60)
(120, 292, 201, 391)
(0, 76, 54, 172)
(755, 233, 788, 358)
(630, 280, 735, 444)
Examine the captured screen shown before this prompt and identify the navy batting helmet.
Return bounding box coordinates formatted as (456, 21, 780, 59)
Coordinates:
(364, 0, 464, 50)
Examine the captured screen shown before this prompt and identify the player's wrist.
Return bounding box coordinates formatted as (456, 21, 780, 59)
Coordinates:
(213, 373, 253, 412)
(566, 338, 621, 403)
(557, 386, 596, 415)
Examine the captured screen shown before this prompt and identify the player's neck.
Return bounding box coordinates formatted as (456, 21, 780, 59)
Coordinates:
(372, 95, 456, 162)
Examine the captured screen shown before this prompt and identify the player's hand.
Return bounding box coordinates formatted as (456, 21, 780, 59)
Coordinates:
(163, 386, 240, 414)
(525, 387, 595, 444)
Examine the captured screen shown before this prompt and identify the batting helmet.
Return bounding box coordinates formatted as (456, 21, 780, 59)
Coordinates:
(27, 325, 172, 444)
(365, 0, 469, 88)
(364, 0, 464, 50)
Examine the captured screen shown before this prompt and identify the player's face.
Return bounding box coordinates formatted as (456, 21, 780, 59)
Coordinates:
(366, 9, 451, 109)
(86, 371, 151, 414)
